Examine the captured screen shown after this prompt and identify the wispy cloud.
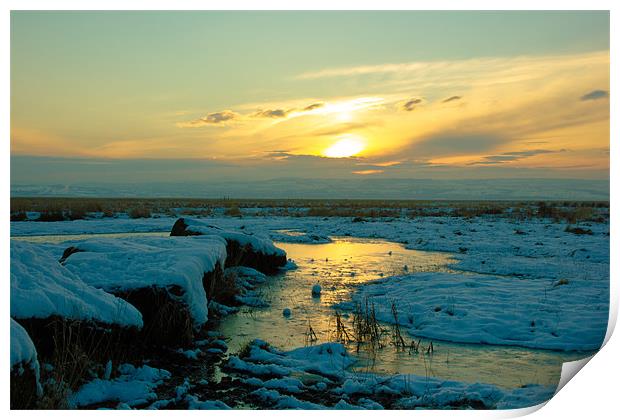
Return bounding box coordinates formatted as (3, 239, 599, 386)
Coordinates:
(296, 63, 422, 80)
(442, 95, 462, 103)
(252, 108, 293, 119)
(293, 53, 608, 95)
(401, 98, 422, 111)
(303, 102, 325, 111)
(296, 53, 606, 80)
(177, 110, 239, 127)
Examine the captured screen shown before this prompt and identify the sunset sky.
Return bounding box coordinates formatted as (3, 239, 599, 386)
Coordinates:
(10, 11, 609, 185)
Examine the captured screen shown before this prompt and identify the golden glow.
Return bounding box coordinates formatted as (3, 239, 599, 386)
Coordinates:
(323, 135, 365, 158)
(11, 51, 609, 170)
(352, 169, 384, 175)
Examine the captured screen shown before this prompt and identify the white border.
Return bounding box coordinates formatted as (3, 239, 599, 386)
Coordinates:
(2, 2, 617, 419)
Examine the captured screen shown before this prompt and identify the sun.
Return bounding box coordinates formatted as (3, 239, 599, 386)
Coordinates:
(323, 135, 365, 158)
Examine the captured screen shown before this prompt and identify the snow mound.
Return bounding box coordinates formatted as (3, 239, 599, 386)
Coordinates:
(11, 319, 38, 368)
(229, 340, 355, 380)
(61, 236, 227, 327)
(170, 218, 287, 273)
(251, 387, 324, 409)
(185, 395, 231, 409)
(10, 319, 43, 406)
(10, 241, 143, 328)
(173, 218, 285, 257)
(352, 272, 608, 351)
(69, 364, 171, 408)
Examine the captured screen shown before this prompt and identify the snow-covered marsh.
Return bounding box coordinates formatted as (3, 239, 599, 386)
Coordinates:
(10, 211, 609, 409)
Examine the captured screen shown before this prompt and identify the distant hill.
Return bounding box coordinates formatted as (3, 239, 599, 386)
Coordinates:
(10, 178, 609, 200)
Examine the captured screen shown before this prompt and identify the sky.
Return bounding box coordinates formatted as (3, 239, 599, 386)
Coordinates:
(10, 11, 610, 187)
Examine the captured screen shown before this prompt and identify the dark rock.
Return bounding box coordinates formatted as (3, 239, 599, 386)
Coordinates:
(59, 246, 83, 264)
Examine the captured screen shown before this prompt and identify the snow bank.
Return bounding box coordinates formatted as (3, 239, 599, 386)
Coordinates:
(171, 218, 287, 273)
(10, 318, 43, 404)
(10, 319, 39, 372)
(350, 272, 608, 351)
(10, 241, 143, 328)
(61, 236, 227, 328)
(172, 218, 285, 256)
(69, 364, 171, 408)
(10, 319, 43, 408)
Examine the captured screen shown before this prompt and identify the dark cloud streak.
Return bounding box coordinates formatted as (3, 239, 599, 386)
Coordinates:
(252, 109, 292, 118)
(442, 95, 462, 103)
(303, 102, 325, 111)
(580, 90, 609, 101)
(471, 149, 566, 165)
(179, 110, 239, 127)
(402, 98, 422, 111)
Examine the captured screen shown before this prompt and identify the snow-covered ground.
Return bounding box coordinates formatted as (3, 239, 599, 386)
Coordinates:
(11, 215, 609, 283)
(12, 214, 608, 350)
(10, 212, 609, 409)
(343, 272, 607, 351)
(174, 218, 286, 258)
(60, 236, 227, 327)
(68, 364, 171, 408)
(10, 241, 143, 328)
